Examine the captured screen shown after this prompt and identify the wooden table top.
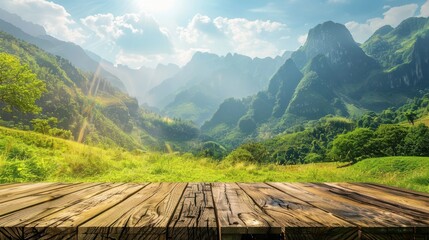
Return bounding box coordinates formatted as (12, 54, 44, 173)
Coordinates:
(0, 182, 428, 240)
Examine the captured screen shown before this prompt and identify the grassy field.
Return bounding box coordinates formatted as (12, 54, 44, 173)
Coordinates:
(0, 126, 428, 193)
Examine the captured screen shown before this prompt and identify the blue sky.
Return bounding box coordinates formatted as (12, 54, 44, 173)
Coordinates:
(0, 0, 428, 68)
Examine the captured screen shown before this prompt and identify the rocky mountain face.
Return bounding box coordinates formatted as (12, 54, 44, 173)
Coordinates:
(203, 17, 429, 147)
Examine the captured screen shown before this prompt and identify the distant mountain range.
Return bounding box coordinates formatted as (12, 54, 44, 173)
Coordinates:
(202, 17, 429, 147)
(0, 8, 290, 126)
(147, 51, 291, 124)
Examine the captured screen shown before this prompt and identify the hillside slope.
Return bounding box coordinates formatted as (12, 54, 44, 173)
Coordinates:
(1, 126, 428, 193)
(0, 31, 199, 150)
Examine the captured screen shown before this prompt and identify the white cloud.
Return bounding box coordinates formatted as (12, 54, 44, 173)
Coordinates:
(298, 34, 308, 46)
(81, 13, 172, 55)
(177, 14, 288, 58)
(346, 4, 418, 43)
(421, 0, 429, 17)
(0, 0, 85, 43)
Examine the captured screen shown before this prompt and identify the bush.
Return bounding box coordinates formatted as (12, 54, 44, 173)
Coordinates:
(225, 148, 254, 163)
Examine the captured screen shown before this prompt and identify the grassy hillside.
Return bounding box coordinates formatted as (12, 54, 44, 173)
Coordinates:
(1, 126, 428, 193)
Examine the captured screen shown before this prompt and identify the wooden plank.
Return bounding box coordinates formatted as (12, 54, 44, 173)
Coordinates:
(0, 183, 62, 200)
(212, 183, 282, 236)
(0, 183, 146, 240)
(333, 183, 429, 213)
(368, 183, 429, 198)
(237, 183, 357, 240)
(168, 183, 217, 240)
(0, 183, 99, 216)
(0, 183, 116, 239)
(79, 182, 187, 240)
(0, 183, 75, 204)
(269, 183, 425, 240)
(324, 183, 429, 224)
(320, 183, 429, 239)
(0, 183, 119, 225)
(0, 183, 28, 191)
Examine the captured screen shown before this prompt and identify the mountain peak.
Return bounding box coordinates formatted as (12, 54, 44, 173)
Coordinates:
(291, 20, 375, 72)
(305, 21, 356, 49)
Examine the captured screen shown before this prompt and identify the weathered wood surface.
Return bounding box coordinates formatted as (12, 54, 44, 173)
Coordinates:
(0, 182, 427, 240)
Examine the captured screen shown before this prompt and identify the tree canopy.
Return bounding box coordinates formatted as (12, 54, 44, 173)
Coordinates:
(0, 53, 45, 113)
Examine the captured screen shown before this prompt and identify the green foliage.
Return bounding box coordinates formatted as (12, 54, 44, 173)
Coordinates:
(31, 117, 58, 134)
(139, 113, 200, 142)
(234, 116, 355, 165)
(0, 52, 45, 113)
(329, 128, 375, 163)
(198, 141, 227, 160)
(30, 117, 73, 140)
(224, 148, 254, 163)
(232, 142, 269, 163)
(401, 124, 429, 156)
(373, 124, 407, 156)
(329, 124, 429, 163)
(405, 111, 417, 125)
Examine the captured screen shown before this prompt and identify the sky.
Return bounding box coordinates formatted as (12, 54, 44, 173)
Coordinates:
(0, 0, 428, 68)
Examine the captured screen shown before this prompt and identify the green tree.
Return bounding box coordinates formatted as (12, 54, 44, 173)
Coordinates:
(329, 128, 375, 163)
(373, 125, 407, 156)
(0, 53, 45, 113)
(405, 111, 417, 125)
(401, 124, 429, 156)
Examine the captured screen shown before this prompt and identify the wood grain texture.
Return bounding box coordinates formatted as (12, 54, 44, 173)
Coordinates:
(324, 183, 429, 225)
(168, 183, 217, 240)
(237, 183, 357, 240)
(0, 184, 141, 239)
(0, 182, 427, 240)
(332, 183, 429, 214)
(212, 183, 281, 236)
(0, 183, 68, 203)
(79, 182, 187, 240)
(0, 183, 97, 217)
(269, 182, 425, 240)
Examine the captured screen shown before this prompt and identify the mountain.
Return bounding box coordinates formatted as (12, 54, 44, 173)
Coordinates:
(147, 51, 289, 125)
(362, 17, 429, 93)
(202, 18, 429, 149)
(0, 8, 46, 36)
(0, 9, 126, 91)
(0, 31, 199, 150)
(98, 60, 180, 106)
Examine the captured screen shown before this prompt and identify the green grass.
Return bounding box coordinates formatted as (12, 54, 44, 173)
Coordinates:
(0, 126, 428, 193)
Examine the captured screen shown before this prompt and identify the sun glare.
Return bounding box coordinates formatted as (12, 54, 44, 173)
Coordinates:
(132, 0, 176, 14)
